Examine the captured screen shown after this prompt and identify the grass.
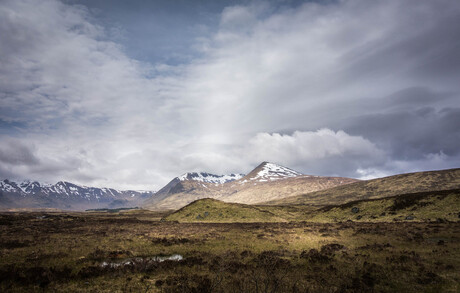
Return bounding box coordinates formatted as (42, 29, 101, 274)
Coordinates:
(164, 189, 460, 223)
(165, 198, 287, 222)
(309, 189, 460, 223)
(1, 210, 460, 292)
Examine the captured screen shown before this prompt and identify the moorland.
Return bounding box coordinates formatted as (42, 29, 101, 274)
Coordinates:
(1, 168, 459, 292)
(1, 204, 459, 292)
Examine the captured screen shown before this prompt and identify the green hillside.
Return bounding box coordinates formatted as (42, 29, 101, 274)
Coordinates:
(164, 198, 287, 222)
(165, 189, 460, 223)
(309, 189, 460, 222)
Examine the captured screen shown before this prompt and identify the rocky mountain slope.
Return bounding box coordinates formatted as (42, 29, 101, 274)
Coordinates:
(267, 168, 460, 206)
(143, 162, 358, 210)
(0, 180, 154, 211)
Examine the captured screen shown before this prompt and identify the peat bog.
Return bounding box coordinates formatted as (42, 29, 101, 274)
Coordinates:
(0, 211, 459, 292)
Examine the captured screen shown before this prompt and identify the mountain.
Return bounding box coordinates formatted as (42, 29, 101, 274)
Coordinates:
(0, 179, 155, 211)
(143, 162, 358, 210)
(241, 162, 302, 182)
(143, 172, 244, 206)
(267, 168, 460, 206)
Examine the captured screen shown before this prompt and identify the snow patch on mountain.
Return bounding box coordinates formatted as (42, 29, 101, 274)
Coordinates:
(0, 180, 18, 192)
(178, 172, 244, 184)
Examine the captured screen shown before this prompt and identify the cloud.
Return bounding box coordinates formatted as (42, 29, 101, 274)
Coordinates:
(344, 107, 460, 160)
(0, 138, 39, 166)
(244, 129, 386, 178)
(0, 0, 161, 131)
(0, 0, 459, 189)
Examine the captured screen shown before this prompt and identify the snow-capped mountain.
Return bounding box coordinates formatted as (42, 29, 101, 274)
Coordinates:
(145, 172, 245, 205)
(241, 162, 303, 182)
(143, 162, 359, 210)
(178, 172, 244, 184)
(0, 179, 155, 210)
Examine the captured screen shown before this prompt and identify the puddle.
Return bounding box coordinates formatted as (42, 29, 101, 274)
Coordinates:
(101, 254, 183, 268)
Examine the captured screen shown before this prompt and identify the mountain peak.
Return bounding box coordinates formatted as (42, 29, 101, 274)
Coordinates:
(242, 162, 303, 182)
(19, 180, 41, 194)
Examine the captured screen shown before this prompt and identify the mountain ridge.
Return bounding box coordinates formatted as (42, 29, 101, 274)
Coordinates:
(0, 179, 155, 211)
(178, 172, 244, 184)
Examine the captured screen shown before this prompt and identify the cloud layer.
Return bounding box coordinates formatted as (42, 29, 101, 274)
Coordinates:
(1, 0, 459, 189)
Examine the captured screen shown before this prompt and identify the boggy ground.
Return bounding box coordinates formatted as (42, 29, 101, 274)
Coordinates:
(0, 211, 459, 292)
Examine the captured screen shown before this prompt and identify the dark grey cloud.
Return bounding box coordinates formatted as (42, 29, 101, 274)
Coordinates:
(344, 107, 460, 160)
(343, 5, 460, 84)
(0, 139, 39, 166)
(0, 0, 459, 189)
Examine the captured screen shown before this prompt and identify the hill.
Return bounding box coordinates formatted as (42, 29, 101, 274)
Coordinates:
(144, 162, 358, 210)
(266, 168, 460, 206)
(164, 198, 286, 222)
(309, 188, 460, 222)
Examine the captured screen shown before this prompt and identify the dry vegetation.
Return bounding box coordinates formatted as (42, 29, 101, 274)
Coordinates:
(268, 168, 460, 206)
(1, 210, 459, 292)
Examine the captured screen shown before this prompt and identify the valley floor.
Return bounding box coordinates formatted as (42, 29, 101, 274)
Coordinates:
(0, 211, 459, 292)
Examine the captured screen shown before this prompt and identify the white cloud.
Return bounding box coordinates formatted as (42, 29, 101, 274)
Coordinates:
(244, 129, 386, 177)
(0, 0, 459, 189)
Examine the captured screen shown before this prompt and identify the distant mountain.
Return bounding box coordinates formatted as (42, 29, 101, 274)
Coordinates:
(144, 172, 244, 205)
(143, 162, 358, 210)
(0, 180, 155, 211)
(267, 168, 460, 206)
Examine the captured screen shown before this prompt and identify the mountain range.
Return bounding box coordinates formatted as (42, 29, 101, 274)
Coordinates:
(0, 162, 358, 211)
(0, 180, 153, 211)
(3, 162, 458, 212)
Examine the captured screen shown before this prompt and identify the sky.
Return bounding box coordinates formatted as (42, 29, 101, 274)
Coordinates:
(0, 0, 459, 190)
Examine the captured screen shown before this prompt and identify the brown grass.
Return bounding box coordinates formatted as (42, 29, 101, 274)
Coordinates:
(0, 210, 459, 292)
(267, 168, 460, 206)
